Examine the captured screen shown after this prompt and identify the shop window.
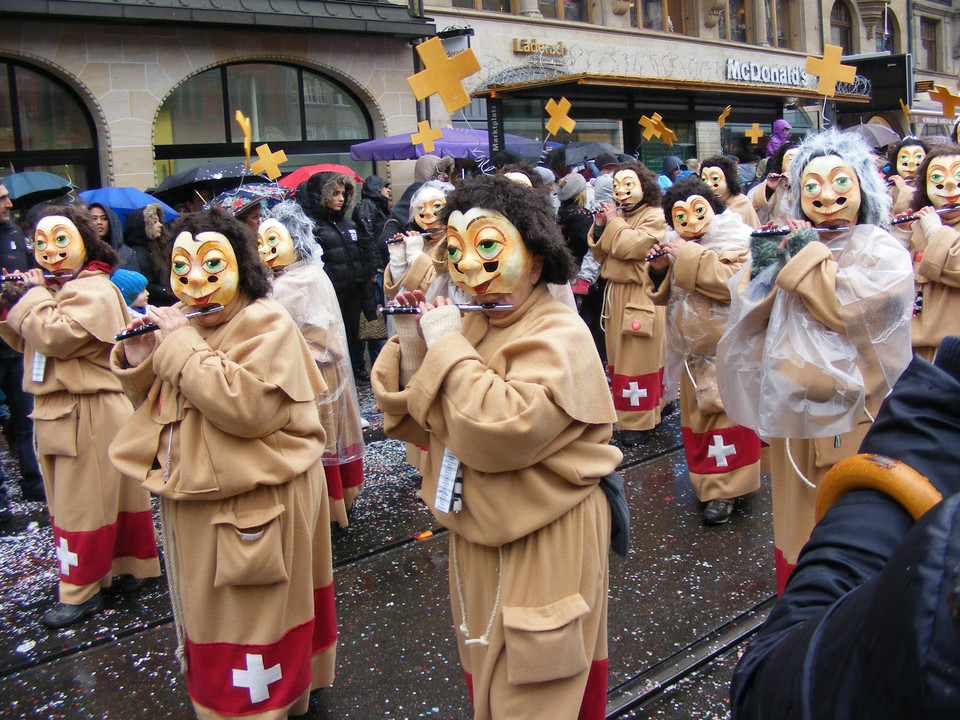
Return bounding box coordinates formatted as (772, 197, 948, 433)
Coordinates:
(0, 61, 98, 193)
(636, 0, 694, 35)
(154, 62, 374, 186)
(920, 18, 939, 72)
(829, 0, 853, 54)
(764, 0, 800, 49)
(718, 0, 750, 43)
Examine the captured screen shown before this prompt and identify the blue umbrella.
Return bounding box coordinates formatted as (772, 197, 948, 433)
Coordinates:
(2, 171, 76, 205)
(79, 187, 179, 227)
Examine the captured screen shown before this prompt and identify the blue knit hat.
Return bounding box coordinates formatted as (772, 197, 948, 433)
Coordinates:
(111, 269, 147, 305)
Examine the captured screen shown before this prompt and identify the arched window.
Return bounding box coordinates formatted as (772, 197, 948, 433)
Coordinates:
(154, 62, 375, 187)
(830, 0, 854, 54)
(0, 60, 98, 191)
(875, 13, 899, 53)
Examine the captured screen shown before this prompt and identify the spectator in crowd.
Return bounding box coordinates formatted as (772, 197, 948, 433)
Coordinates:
(123, 204, 177, 306)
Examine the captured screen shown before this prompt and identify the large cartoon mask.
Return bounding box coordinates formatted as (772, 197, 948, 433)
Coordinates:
(799, 155, 861, 227)
(413, 195, 446, 235)
(446, 208, 533, 297)
(700, 166, 729, 201)
(896, 145, 926, 180)
(925, 154, 960, 209)
(613, 169, 644, 212)
(671, 194, 716, 240)
(170, 230, 240, 308)
(34, 215, 87, 273)
(256, 218, 298, 270)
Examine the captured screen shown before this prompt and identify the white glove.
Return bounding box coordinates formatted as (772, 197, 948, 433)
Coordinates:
(394, 315, 426, 386)
(388, 240, 408, 281)
(419, 305, 462, 348)
(919, 211, 943, 244)
(405, 233, 425, 265)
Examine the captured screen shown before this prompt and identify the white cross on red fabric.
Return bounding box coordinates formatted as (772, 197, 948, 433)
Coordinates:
(707, 434, 737, 468)
(622, 382, 648, 407)
(232, 653, 282, 704)
(56, 537, 78, 576)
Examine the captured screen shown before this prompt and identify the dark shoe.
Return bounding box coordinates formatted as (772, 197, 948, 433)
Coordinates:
(115, 574, 148, 593)
(41, 594, 102, 628)
(661, 401, 677, 417)
(354, 368, 369, 382)
(703, 498, 735, 525)
(620, 429, 652, 447)
(19, 480, 45, 502)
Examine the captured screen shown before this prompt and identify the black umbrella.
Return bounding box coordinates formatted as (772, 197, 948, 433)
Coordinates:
(545, 141, 622, 170)
(152, 162, 266, 204)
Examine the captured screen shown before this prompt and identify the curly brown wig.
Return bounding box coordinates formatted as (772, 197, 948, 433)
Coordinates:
(167, 209, 271, 300)
(34, 205, 120, 269)
(439, 174, 577, 286)
(699, 155, 743, 196)
(887, 137, 929, 178)
(910, 143, 960, 212)
(662, 177, 727, 229)
(613, 161, 662, 207)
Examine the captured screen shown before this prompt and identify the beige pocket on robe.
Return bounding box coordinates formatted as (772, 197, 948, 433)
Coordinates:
(211, 504, 289, 588)
(30, 403, 78, 457)
(501, 593, 591, 685)
(621, 302, 655, 337)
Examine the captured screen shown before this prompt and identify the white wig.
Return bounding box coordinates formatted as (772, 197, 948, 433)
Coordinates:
(789, 129, 891, 228)
(266, 201, 322, 262)
(408, 180, 455, 225)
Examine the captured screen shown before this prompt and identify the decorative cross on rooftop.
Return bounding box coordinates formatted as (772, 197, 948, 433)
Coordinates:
(707, 434, 737, 468)
(745, 123, 764, 144)
(250, 144, 288, 180)
(407, 36, 481, 114)
(717, 105, 731, 129)
(928, 85, 960, 119)
(805, 44, 856, 97)
(56, 536, 78, 576)
(639, 113, 664, 141)
(411, 121, 443, 153)
(233, 653, 282, 704)
(622, 382, 648, 407)
(545, 97, 576, 136)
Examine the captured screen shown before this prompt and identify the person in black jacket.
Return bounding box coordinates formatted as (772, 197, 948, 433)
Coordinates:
(353, 175, 391, 275)
(730, 338, 960, 720)
(295, 172, 377, 381)
(122, 204, 177, 306)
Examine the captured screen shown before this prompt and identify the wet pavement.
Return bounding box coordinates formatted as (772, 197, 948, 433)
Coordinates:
(0, 383, 775, 719)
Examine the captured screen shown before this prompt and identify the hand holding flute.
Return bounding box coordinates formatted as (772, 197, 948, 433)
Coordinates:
(890, 205, 960, 226)
(116, 304, 223, 366)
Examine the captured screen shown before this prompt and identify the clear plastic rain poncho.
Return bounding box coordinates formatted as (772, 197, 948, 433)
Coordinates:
(662, 209, 753, 406)
(717, 224, 913, 441)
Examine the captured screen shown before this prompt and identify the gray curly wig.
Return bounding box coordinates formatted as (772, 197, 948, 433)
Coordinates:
(789, 129, 891, 227)
(265, 201, 321, 262)
(408, 180, 455, 225)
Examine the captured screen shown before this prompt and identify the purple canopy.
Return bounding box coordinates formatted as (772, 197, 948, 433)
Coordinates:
(350, 127, 546, 161)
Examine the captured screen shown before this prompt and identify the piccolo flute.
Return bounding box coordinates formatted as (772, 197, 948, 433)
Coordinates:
(378, 303, 513, 315)
(385, 229, 444, 244)
(645, 250, 668, 262)
(890, 205, 960, 225)
(750, 226, 851, 237)
(114, 304, 224, 341)
(1, 271, 73, 281)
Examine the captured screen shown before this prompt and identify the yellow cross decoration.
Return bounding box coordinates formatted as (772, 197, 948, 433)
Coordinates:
(654, 116, 677, 146)
(250, 143, 288, 180)
(805, 44, 856, 97)
(411, 121, 444, 153)
(235, 110, 252, 173)
(638, 113, 664, 141)
(407, 37, 482, 114)
(928, 85, 960, 118)
(545, 97, 576, 136)
(717, 105, 731, 129)
(900, 98, 911, 120)
(745, 123, 764, 144)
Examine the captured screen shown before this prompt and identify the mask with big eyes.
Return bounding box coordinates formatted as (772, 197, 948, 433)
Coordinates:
(926, 154, 960, 209)
(34, 216, 87, 273)
(256, 219, 298, 270)
(414, 197, 447, 235)
(781, 148, 799, 182)
(446, 208, 533, 296)
(671, 194, 716, 240)
(613, 169, 644, 212)
(799, 155, 861, 227)
(170, 230, 240, 308)
(700, 166, 730, 201)
(896, 145, 926, 180)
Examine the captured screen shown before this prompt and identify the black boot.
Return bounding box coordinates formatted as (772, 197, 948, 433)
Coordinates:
(115, 574, 148, 592)
(703, 498, 735, 525)
(41, 593, 102, 628)
(620, 429, 653, 447)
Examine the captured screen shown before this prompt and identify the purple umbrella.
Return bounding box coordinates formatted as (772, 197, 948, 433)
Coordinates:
(350, 127, 546, 161)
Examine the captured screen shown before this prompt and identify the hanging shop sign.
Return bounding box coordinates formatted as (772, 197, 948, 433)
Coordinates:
(513, 38, 569, 56)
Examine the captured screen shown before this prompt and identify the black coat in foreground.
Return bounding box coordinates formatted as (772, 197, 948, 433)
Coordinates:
(731, 341, 960, 720)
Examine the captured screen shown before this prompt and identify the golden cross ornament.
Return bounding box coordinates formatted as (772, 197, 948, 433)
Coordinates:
(900, 98, 911, 121)
(250, 144, 288, 180)
(411, 121, 443, 153)
(805, 44, 856, 97)
(545, 97, 576, 136)
(235, 110, 252, 172)
(638, 113, 664, 141)
(745, 123, 764, 143)
(717, 105, 731, 129)
(654, 116, 677, 146)
(407, 37, 482, 114)
(928, 85, 960, 118)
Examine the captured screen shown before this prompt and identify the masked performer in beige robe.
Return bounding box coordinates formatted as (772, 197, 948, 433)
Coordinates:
(372, 175, 623, 720)
(647, 178, 761, 526)
(718, 130, 913, 595)
(899, 145, 960, 362)
(588, 161, 668, 446)
(0, 206, 160, 628)
(887, 137, 927, 249)
(109, 210, 336, 719)
(748, 144, 799, 228)
(700, 154, 761, 228)
(259, 201, 365, 526)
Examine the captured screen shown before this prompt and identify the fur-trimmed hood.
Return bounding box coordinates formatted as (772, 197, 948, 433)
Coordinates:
(294, 172, 355, 222)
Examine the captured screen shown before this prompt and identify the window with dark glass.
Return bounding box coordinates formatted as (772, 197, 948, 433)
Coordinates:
(921, 18, 939, 72)
(830, 0, 853, 54)
(636, 0, 694, 34)
(718, 0, 750, 42)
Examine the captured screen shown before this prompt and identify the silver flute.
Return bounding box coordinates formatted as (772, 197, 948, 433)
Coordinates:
(114, 304, 225, 341)
(378, 303, 513, 315)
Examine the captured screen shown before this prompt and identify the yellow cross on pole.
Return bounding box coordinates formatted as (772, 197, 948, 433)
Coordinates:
(745, 123, 764, 144)
(407, 37, 482, 114)
(250, 143, 288, 180)
(717, 105, 731, 129)
(410, 121, 444, 153)
(638, 114, 663, 141)
(928, 85, 960, 118)
(545, 97, 576, 136)
(235, 110, 252, 172)
(805, 44, 857, 97)
(653, 116, 677, 146)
